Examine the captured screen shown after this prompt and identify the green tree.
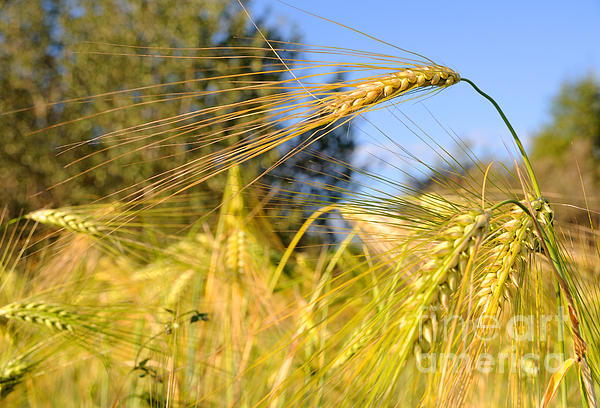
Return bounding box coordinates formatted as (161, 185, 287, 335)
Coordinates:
(0, 0, 355, 220)
(531, 74, 600, 221)
(532, 75, 600, 161)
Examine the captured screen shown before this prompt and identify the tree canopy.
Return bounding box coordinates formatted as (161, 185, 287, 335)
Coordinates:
(532, 74, 600, 162)
(0, 0, 355, 218)
(530, 74, 600, 221)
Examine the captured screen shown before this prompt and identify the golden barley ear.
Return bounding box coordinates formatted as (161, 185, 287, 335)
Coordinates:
(324, 65, 460, 118)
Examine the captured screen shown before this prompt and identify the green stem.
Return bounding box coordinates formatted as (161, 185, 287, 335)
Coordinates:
(489, 198, 530, 213)
(556, 281, 568, 408)
(461, 78, 541, 198)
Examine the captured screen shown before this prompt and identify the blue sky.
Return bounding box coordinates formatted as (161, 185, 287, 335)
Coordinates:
(250, 0, 600, 172)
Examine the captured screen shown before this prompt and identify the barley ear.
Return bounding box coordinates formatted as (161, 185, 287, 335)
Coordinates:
(26, 209, 102, 235)
(476, 199, 552, 318)
(325, 65, 460, 118)
(409, 208, 491, 363)
(0, 356, 37, 398)
(0, 302, 77, 333)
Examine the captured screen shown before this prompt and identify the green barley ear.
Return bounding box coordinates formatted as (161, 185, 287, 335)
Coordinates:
(0, 300, 142, 356)
(435, 197, 556, 407)
(166, 269, 195, 306)
(410, 208, 491, 363)
(0, 355, 36, 398)
(0, 340, 54, 400)
(476, 198, 552, 317)
(0, 301, 78, 333)
(25, 209, 102, 235)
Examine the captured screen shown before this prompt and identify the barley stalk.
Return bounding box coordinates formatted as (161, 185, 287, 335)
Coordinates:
(324, 65, 460, 117)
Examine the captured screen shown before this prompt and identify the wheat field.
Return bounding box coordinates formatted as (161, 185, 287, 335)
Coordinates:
(1, 1, 599, 407)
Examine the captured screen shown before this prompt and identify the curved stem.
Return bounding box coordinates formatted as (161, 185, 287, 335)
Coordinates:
(461, 78, 541, 197)
(489, 198, 530, 213)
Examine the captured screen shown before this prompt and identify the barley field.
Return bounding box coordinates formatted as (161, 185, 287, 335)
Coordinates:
(1, 1, 600, 407)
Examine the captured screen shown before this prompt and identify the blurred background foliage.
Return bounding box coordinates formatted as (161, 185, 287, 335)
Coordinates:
(0, 0, 355, 227)
(531, 74, 600, 223)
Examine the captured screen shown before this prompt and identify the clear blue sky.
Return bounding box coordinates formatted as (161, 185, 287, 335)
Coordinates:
(250, 0, 600, 172)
